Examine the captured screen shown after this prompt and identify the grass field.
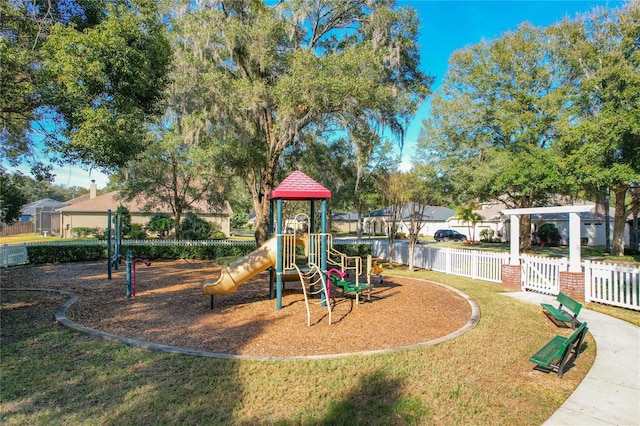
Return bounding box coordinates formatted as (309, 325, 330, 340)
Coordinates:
(1, 267, 616, 425)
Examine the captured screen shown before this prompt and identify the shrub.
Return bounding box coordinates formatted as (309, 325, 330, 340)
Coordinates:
(480, 229, 500, 243)
(128, 223, 147, 239)
(210, 231, 226, 240)
(536, 223, 561, 246)
(147, 213, 175, 238)
(121, 243, 256, 260)
(70, 227, 99, 238)
(28, 244, 106, 264)
(179, 213, 212, 240)
(116, 206, 132, 237)
(230, 211, 249, 229)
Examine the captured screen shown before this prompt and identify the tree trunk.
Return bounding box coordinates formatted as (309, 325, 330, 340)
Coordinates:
(611, 184, 629, 256)
(251, 158, 279, 247)
(408, 238, 416, 272)
(520, 214, 532, 249)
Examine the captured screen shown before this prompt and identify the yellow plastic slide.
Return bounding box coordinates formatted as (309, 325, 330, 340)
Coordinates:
(202, 237, 278, 296)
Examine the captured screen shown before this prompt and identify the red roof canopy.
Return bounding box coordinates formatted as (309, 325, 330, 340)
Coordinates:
(267, 171, 331, 200)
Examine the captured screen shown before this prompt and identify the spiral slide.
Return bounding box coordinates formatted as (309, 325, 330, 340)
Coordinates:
(202, 237, 278, 296)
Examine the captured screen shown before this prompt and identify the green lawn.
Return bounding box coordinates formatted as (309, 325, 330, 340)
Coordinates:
(2, 268, 604, 425)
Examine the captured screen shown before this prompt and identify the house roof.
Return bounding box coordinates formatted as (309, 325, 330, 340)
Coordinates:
(21, 198, 67, 215)
(332, 212, 359, 221)
(57, 191, 232, 215)
(65, 193, 91, 205)
(474, 200, 616, 222)
(267, 171, 331, 200)
(370, 204, 456, 221)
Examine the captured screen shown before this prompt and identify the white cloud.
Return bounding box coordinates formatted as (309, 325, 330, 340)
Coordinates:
(4, 162, 110, 189)
(50, 165, 110, 189)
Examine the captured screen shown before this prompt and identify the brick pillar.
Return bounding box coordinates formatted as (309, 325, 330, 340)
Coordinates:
(501, 264, 522, 291)
(559, 271, 585, 302)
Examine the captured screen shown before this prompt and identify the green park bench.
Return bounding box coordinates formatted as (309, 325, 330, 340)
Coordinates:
(541, 292, 582, 329)
(529, 322, 588, 379)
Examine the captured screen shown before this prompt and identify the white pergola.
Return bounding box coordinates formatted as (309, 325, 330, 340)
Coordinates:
(501, 205, 593, 272)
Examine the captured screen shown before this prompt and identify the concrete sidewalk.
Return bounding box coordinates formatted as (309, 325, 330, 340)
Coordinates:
(506, 292, 640, 426)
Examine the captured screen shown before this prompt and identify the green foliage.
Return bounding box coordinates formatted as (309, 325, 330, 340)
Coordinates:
(333, 243, 372, 258)
(230, 212, 249, 229)
(455, 206, 483, 241)
(146, 213, 175, 238)
(418, 23, 566, 213)
(116, 206, 132, 237)
(479, 229, 500, 243)
(8, 172, 89, 203)
(2, 0, 171, 173)
(70, 227, 100, 238)
(121, 243, 255, 261)
(127, 223, 147, 239)
(210, 231, 226, 240)
(27, 245, 105, 264)
(536, 223, 561, 245)
(170, 1, 432, 244)
(40, 1, 171, 171)
(179, 213, 212, 240)
(551, 4, 640, 255)
(0, 172, 28, 224)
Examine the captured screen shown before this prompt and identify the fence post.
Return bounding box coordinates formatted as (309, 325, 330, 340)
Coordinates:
(2, 245, 7, 268)
(584, 260, 591, 301)
(472, 251, 478, 280)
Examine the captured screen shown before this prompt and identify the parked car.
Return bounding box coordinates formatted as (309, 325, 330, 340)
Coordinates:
(434, 229, 467, 242)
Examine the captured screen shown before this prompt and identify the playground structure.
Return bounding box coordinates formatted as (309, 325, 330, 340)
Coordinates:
(202, 171, 382, 325)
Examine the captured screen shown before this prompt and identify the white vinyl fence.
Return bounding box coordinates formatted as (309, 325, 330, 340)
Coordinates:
(22, 239, 257, 247)
(372, 240, 509, 283)
(520, 254, 567, 295)
(1, 244, 29, 268)
(585, 260, 640, 311)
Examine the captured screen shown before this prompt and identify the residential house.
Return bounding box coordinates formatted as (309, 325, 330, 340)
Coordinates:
(14, 198, 67, 236)
(364, 204, 457, 237)
(57, 182, 232, 238)
(331, 212, 360, 233)
(458, 199, 631, 246)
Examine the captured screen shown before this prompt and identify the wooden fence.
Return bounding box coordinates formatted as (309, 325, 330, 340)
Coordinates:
(0, 221, 35, 236)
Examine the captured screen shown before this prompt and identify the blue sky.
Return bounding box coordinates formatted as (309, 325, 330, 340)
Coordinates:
(8, 0, 624, 189)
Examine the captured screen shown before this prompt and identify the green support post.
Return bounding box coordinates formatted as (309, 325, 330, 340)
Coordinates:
(126, 250, 132, 298)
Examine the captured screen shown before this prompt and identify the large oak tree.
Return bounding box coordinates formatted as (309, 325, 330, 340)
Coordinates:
(552, 4, 640, 255)
(170, 0, 432, 244)
(417, 23, 573, 248)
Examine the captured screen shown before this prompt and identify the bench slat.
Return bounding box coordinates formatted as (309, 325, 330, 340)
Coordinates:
(541, 304, 572, 322)
(530, 335, 567, 366)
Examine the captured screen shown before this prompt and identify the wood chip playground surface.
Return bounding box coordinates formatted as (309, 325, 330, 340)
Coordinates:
(1, 260, 475, 358)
